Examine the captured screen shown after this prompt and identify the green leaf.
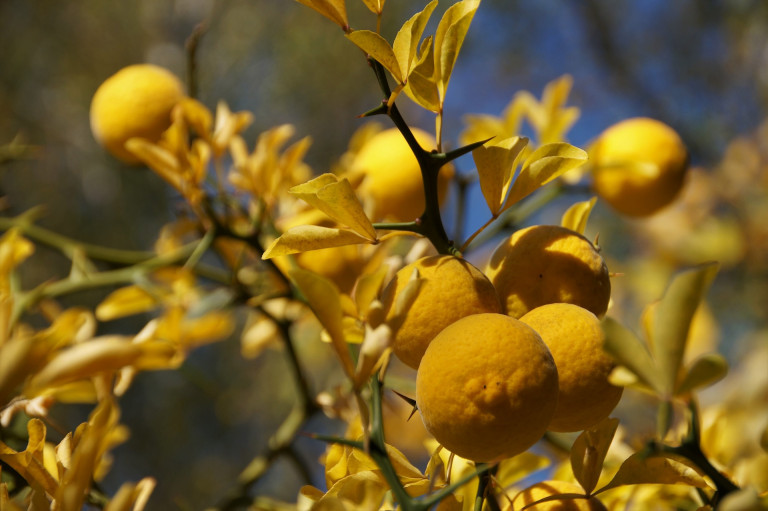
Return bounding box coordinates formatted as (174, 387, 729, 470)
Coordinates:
(602, 317, 661, 395)
(392, 0, 438, 79)
(649, 262, 719, 396)
(503, 142, 587, 210)
(262, 225, 371, 259)
(561, 197, 597, 235)
(472, 136, 529, 215)
(346, 30, 402, 83)
(433, 0, 481, 102)
(570, 417, 619, 494)
(595, 451, 710, 494)
(676, 353, 728, 395)
(294, 0, 348, 29)
(290, 269, 355, 378)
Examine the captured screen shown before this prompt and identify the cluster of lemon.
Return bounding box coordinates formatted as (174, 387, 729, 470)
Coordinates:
(90, 64, 689, 468)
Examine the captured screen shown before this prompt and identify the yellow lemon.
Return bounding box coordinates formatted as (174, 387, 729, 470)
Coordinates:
(416, 313, 558, 462)
(90, 64, 186, 164)
(520, 303, 623, 432)
(590, 117, 689, 217)
(381, 255, 502, 369)
(352, 127, 453, 222)
(294, 245, 367, 295)
(511, 480, 608, 511)
(485, 225, 611, 319)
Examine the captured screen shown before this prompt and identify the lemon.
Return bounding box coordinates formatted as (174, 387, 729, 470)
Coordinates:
(520, 303, 622, 432)
(352, 127, 453, 222)
(381, 255, 502, 369)
(90, 64, 186, 164)
(485, 225, 611, 319)
(416, 313, 558, 462)
(511, 480, 608, 510)
(590, 117, 689, 217)
(295, 245, 367, 295)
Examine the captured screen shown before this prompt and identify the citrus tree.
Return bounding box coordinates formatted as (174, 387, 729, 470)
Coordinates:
(1, 1, 766, 510)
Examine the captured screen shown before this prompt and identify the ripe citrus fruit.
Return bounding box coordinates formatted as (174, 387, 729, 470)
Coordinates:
(90, 64, 186, 164)
(520, 303, 623, 432)
(590, 117, 689, 217)
(381, 255, 502, 369)
(511, 480, 608, 511)
(485, 225, 611, 319)
(415, 313, 558, 462)
(351, 127, 453, 222)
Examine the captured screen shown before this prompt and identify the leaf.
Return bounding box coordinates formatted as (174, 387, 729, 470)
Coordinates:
(96, 285, 158, 321)
(596, 451, 710, 494)
(403, 37, 440, 112)
(561, 197, 597, 235)
(263, 225, 371, 259)
(294, 0, 348, 29)
(0, 419, 58, 496)
(354, 324, 392, 389)
(648, 262, 719, 397)
(503, 142, 588, 210)
(570, 417, 619, 494)
(472, 136, 528, 215)
(290, 269, 355, 378)
(346, 30, 402, 83)
(354, 264, 389, 321)
(433, 0, 481, 102)
(602, 317, 661, 395)
(360, 0, 385, 15)
(676, 353, 728, 395)
(289, 173, 377, 240)
(392, 0, 438, 79)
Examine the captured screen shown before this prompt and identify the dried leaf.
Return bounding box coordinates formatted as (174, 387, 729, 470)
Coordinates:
(262, 225, 371, 259)
(503, 142, 587, 210)
(570, 417, 619, 494)
(561, 197, 597, 235)
(648, 262, 719, 396)
(602, 317, 661, 395)
(346, 30, 402, 83)
(472, 136, 528, 215)
(290, 269, 355, 378)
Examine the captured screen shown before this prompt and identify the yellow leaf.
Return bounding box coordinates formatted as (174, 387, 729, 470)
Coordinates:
(290, 269, 355, 379)
(403, 37, 439, 112)
(495, 451, 550, 487)
(353, 324, 391, 389)
(472, 136, 528, 215)
(289, 174, 376, 240)
(176, 98, 213, 139)
(263, 225, 371, 259)
(648, 262, 719, 397)
(241, 313, 281, 359)
(433, 0, 481, 102)
(346, 30, 402, 83)
(676, 353, 728, 395)
(596, 451, 710, 493)
(354, 264, 389, 322)
(360, 0, 385, 15)
(25, 337, 143, 397)
(503, 142, 587, 210)
(570, 417, 619, 494)
(602, 317, 661, 395)
(104, 477, 156, 511)
(0, 228, 34, 277)
(0, 419, 59, 496)
(561, 197, 597, 235)
(392, 0, 438, 79)
(96, 286, 159, 321)
(295, 0, 348, 29)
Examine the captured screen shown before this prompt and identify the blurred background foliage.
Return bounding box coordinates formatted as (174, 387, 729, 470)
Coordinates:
(1, 0, 768, 508)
